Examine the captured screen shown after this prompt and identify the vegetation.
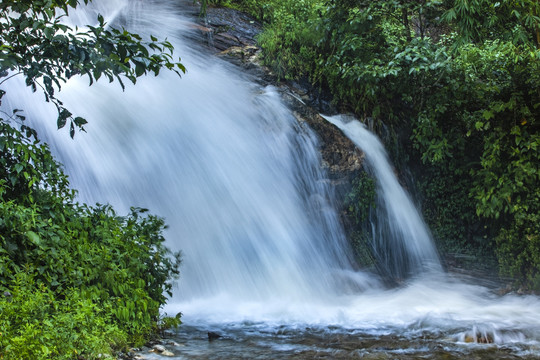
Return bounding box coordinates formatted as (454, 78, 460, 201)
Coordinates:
(343, 172, 377, 268)
(1, 0, 183, 358)
(213, 0, 540, 290)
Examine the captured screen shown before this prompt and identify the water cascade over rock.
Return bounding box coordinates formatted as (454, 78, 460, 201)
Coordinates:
(3, 0, 540, 357)
(322, 115, 442, 280)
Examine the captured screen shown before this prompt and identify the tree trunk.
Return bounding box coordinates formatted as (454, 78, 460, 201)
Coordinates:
(402, 8, 412, 41)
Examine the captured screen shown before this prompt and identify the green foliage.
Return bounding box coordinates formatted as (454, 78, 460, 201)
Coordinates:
(442, 0, 540, 47)
(409, 34, 540, 288)
(345, 172, 376, 225)
(0, 0, 185, 137)
(0, 121, 182, 358)
(495, 196, 540, 289)
(349, 231, 376, 268)
(0, 273, 127, 360)
(343, 172, 377, 267)
(0, 1, 186, 357)
(253, 0, 323, 80)
(416, 161, 493, 258)
(157, 313, 183, 336)
(197, 0, 223, 17)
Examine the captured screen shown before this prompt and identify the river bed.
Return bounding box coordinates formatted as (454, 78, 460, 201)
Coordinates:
(145, 319, 539, 359)
(157, 273, 539, 360)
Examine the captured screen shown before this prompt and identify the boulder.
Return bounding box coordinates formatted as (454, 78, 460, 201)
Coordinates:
(152, 344, 167, 353)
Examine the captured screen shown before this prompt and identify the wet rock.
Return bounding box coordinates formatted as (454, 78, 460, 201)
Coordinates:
(197, 5, 363, 181)
(152, 344, 167, 353)
(186, 4, 261, 52)
(204, 6, 262, 49)
(282, 92, 364, 200)
(463, 332, 494, 344)
(218, 45, 264, 75)
(208, 331, 222, 341)
(150, 344, 175, 356)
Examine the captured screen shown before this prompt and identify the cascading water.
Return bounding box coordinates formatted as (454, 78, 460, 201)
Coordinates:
(322, 114, 442, 280)
(3, 0, 540, 358)
(5, 0, 371, 308)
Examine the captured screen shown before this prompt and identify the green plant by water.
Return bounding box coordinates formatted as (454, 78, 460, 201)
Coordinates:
(1, 0, 184, 358)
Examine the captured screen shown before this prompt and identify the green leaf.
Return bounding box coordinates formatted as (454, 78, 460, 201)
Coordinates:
(44, 27, 55, 39)
(14, 163, 24, 174)
(26, 231, 42, 246)
(135, 62, 145, 77)
(475, 121, 484, 130)
(482, 110, 494, 120)
(73, 117, 88, 127)
(57, 108, 72, 129)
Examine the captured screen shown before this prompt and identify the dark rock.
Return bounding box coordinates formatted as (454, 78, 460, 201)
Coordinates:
(204, 7, 262, 46)
(184, 4, 262, 52)
(208, 331, 222, 341)
(280, 91, 364, 203)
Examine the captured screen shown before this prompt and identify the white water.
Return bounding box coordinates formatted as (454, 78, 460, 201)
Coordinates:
(322, 114, 442, 279)
(3, 0, 540, 356)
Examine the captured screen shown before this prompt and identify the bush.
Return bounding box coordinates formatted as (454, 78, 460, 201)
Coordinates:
(0, 121, 181, 358)
(254, 0, 323, 80)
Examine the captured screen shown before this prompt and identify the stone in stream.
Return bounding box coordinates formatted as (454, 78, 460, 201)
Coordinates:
(152, 344, 167, 353)
(208, 331, 222, 341)
(150, 344, 174, 356)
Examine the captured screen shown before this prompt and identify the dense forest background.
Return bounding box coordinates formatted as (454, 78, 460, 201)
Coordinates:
(210, 0, 540, 291)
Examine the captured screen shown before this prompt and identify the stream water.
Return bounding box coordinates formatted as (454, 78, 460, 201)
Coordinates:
(3, 0, 540, 358)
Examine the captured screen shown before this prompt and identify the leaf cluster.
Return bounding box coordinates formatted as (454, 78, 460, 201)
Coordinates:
(0, 0, 185, 137)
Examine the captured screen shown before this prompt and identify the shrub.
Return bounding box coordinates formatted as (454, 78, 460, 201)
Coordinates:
(0, 121, 181, 358)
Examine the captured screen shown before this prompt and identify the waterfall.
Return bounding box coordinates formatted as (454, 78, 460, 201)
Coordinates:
(322, 115, 442, 279)
(3, 1, 540, 352)
(3, 0, 375, 310)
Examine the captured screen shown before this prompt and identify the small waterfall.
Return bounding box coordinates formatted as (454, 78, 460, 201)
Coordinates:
(322, 115, 441, 279)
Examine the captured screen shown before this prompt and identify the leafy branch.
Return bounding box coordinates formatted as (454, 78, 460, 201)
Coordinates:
(0, 0, 186, 137)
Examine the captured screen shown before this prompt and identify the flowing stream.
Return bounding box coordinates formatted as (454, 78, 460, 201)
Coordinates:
(3, 0, 540, 358)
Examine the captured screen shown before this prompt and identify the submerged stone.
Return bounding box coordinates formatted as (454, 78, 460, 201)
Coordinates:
(208, 331, 222, 341)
